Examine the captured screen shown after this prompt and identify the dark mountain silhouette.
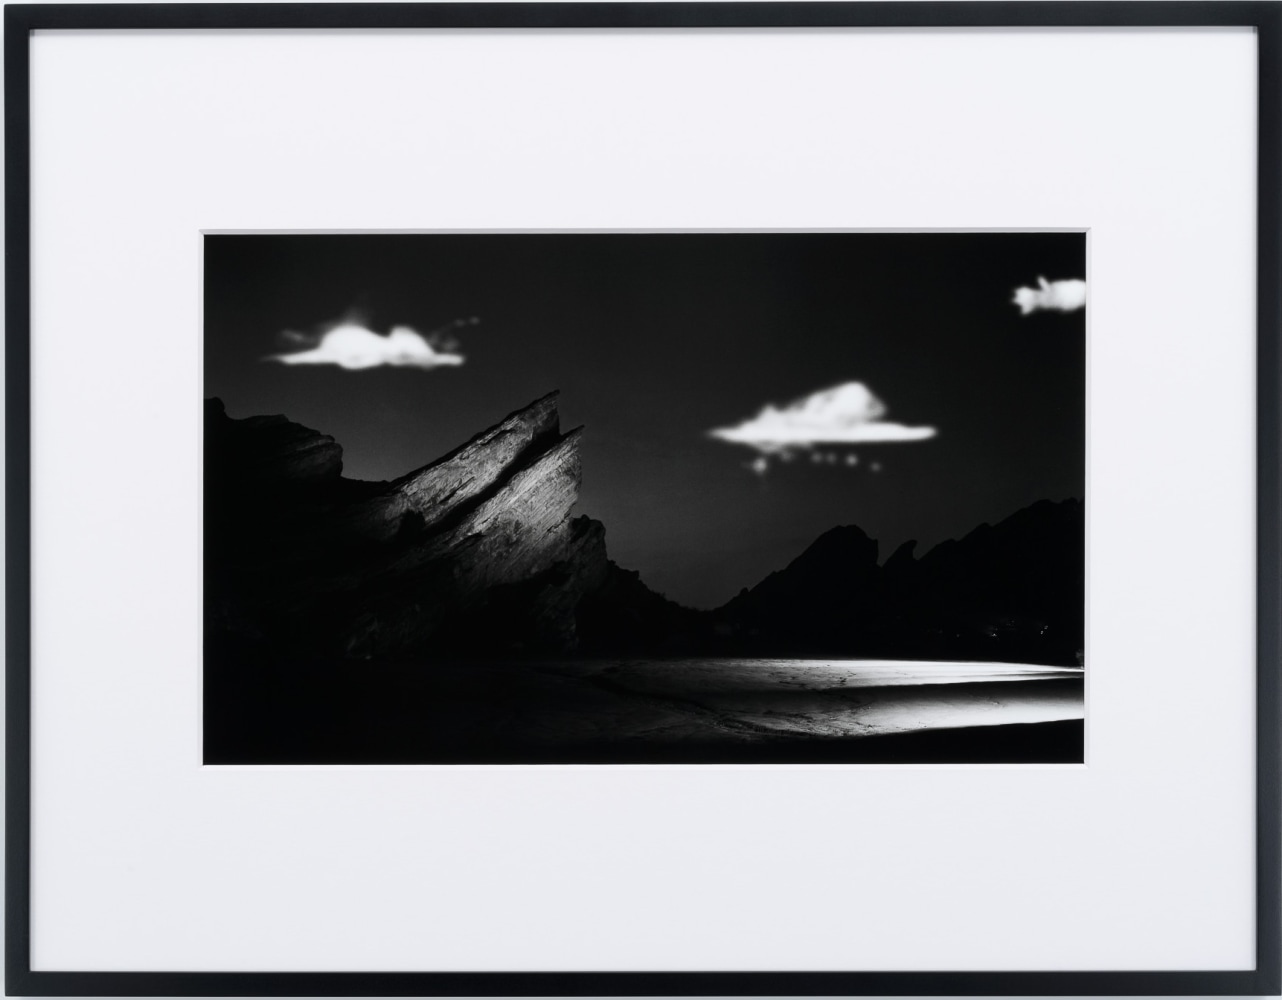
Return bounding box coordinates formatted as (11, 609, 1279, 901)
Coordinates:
(910, 498, 1084, 664)
(206, 396, 1083, 666)
(712, 499, 1083, 665)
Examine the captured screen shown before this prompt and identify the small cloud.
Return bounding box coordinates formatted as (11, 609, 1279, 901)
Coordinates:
(709, 382, 936, 457)
(1012, 276, 1086, 315)
(748, 456, 769, 476)
(266, 323, 465, 371)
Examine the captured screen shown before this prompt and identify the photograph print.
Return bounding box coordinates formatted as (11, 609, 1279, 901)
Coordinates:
(204, 232, 1086, 764)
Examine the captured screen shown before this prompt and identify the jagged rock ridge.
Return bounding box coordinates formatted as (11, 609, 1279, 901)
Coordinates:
(207, 395, 1084, 666)
(206, 393, 615, 658)
(713, 498, 1084, 665)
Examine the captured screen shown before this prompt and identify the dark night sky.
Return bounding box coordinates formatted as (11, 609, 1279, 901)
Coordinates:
(205, 233, 1085, 609)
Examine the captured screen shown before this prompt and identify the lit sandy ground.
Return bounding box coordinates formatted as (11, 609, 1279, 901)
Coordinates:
(429, 659, 1086, 745)
(208, 657, 1086, 761)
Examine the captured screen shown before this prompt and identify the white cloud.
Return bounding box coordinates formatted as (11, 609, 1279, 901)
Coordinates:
(1012, 276, 1087, 315)
(709, 382, 936, 456)
(266, 324, 465, 370)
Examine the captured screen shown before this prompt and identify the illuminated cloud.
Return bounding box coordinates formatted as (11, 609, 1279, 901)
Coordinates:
(266, 324, 466, 371)
(709, 382, 936, 457)
(1012, 277, 1086, 316)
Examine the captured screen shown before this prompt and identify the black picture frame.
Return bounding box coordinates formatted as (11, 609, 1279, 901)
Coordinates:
(5, 2, 1280, 995)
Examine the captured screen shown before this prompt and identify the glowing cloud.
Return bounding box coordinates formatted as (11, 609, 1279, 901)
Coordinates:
(1012, 277, 1086, 316)
(709, 382, 936, 456)
(266, 324, 465, 371)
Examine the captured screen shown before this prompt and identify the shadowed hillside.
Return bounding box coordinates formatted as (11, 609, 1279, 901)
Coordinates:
(713, 499, 1084, 665)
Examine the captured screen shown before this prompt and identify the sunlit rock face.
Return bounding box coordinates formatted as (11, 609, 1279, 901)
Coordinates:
(205, 393, 611, 659)
(347, 392, 563, 542)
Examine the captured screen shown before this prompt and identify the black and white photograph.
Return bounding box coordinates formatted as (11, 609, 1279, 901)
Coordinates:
(204, 232, 1086, 764)
(11, 3, 1278, 993)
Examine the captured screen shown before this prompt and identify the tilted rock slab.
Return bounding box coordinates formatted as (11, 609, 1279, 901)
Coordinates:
(205, 392, 609, 659)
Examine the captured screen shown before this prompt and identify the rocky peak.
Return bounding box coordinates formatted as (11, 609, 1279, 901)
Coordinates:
(354, 392, 564, 542)
(205, 393, 609, 658)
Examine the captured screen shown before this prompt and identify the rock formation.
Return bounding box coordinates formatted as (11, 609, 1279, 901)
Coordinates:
(207, 394, 1084, 666)
(205, 393, 612, 658)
